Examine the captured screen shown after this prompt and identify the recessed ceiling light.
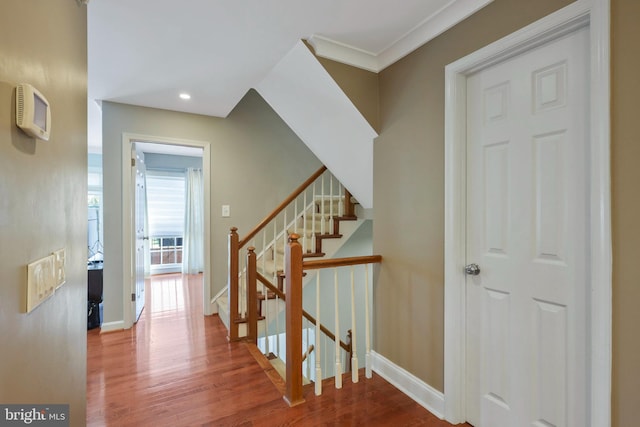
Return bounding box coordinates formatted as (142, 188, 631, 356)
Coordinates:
(179, 93, 191, 100)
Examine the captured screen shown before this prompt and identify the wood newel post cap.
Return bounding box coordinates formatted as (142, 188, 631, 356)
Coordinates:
(289, 233, 300, 243)
(248, 246, 255, 253)
(230, 227, 238, 233)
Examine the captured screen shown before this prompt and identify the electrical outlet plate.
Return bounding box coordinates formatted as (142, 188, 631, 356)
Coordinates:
(26, 255, 56, 313)
(53, 248, 66, 289)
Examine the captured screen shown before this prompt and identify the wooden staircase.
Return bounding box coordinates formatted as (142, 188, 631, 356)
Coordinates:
(217, 165, 381, 407)
(216, 166, 364, 337)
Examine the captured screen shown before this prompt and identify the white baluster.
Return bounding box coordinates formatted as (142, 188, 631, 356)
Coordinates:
(311, 181, 317, 252)
(275, 295, 280, 358)
(315, 270, 322, 395)
(262, 231, 266, 275)
(365, 264, 372, 379)
(273, 222, 277, 284)
(294, 199, 298, 234)
(282, 211, 287, 274)
(334, 268, 342, 389)
(323, 333, 327, 379)
(329, 175, 334, 234)
(264, 281, 270, 356)
(350, 266, 359, 383)
(338, 182, 344, 217)
(321, 174, 326, 235)
(302, 191, 307, 254)
(305, 320, 311, 381)
(240, 268, 245, 320)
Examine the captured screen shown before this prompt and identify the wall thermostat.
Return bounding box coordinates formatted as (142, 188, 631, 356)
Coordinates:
(16, 83, 51, 141)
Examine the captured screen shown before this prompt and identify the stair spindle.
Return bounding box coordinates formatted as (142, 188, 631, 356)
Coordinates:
(334, 268, 342, 389)
(305, 319, 311, 380)
(321, 174, 326, 235)
(311, 180, 317, 250)
(365, 263, 372, 379)
(315, 270, 322, 396)
(329, 175, 334, 234)
(294, 199, 298, 234)
(302, 191, 307, 253)
(350, 266, 358, 383)
(282, 210, 287, 274)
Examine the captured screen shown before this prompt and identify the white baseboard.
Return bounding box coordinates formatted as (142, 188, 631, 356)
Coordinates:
(100, 320, 125, 333)
(371, 351, 445, 419)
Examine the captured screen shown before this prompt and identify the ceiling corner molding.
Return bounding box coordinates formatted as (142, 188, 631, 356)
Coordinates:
(307, 35, 381, 73)
(309, 0, 495, 73)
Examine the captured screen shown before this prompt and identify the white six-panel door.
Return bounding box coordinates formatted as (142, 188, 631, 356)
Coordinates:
(465, 27, 589, 427)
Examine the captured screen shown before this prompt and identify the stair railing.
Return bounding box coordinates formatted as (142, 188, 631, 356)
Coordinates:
(245, 247, 352, 376)
(228, 165, 356, 341)
(283, 234, 382, 406)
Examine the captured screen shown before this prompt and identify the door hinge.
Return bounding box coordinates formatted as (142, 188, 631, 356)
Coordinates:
(131, 293, 136, 302)
(131, 157, 136, 167)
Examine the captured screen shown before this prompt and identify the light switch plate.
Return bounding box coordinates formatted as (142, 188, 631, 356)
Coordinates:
(26, 254, 56, 313)
(53, 248, 66, 289)
(222, 204, 230, 217)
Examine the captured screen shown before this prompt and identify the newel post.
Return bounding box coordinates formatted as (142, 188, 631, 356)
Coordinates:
(228, 227, 240, 341)
(246, 247, 257, 344)
(344, 189, 356, 218)
(284, 233, 305, 407)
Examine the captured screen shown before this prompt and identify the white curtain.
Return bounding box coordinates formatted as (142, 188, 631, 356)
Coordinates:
(182, 168, 204, 274)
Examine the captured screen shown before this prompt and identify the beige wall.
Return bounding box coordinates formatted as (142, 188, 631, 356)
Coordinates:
(102, 90, 321, 324)
(611, 1, 640, 425)
(310, 45, 380, 133)
(373, 0, 574, 391)
(0, 1, 87, 425)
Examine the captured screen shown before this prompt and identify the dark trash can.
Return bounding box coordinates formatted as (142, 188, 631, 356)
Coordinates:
(88, 301, 101, 330)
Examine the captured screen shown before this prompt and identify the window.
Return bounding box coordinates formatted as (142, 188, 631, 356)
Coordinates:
(146, 170, 185, 273)
(150, 236, 183, 266)
(88, 155, 103, 262)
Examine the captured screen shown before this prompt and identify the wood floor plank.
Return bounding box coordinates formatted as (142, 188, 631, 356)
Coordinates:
(87, 273, 470, 426)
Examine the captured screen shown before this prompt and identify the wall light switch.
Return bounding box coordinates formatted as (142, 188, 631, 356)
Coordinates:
(222, 205, 230, 217)
(53, 248, 66, 289)
(26, 254, 56, 313)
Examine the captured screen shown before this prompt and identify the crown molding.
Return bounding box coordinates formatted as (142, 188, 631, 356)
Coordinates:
(308, 0, 494, 73)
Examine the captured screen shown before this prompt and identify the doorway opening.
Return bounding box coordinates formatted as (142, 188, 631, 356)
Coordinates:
(122, 134, 213, 329)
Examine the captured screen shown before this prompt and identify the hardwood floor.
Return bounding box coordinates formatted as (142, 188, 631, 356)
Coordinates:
(87, 273, 470, 426)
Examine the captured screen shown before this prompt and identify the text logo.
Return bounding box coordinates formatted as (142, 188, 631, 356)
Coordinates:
(0, 405, 68, 427)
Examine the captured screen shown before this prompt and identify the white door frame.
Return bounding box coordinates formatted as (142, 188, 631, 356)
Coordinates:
(443, 1, 611, 425)
(122, 132, 213, 329)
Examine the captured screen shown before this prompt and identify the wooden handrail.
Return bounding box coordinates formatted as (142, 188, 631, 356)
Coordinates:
(256, 273, 351, 353)
(303, 255, 382, 270)
(302, 345, 315, 363)
(239, 165, 327, 247)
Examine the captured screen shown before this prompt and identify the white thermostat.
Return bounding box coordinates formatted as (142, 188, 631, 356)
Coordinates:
(16, 83, 51, 141)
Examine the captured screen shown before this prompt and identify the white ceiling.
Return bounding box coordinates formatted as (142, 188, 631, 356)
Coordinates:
(88, 0, 493, 119)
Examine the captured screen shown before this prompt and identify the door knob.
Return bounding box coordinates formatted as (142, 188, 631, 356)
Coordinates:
(465, 263, 481, 275)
